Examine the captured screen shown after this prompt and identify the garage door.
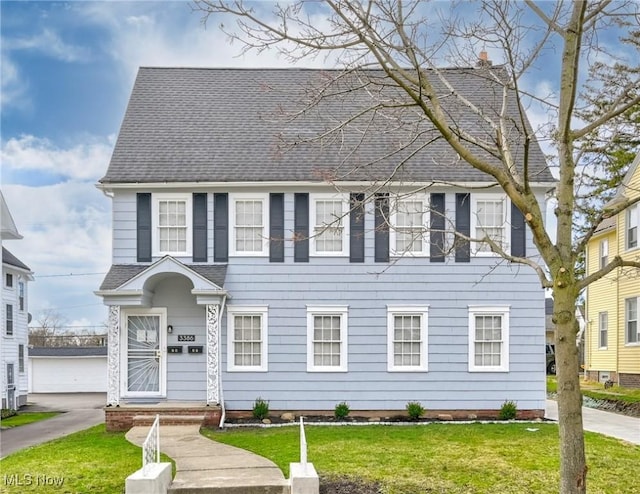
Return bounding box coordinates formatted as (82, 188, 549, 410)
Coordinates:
(30, 357, 107, 393)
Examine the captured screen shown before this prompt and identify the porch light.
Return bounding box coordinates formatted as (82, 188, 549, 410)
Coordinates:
(167, 325, 173, 333)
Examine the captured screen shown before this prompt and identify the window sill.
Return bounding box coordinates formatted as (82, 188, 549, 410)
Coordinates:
(307, 368, 348, 373)
(468, 368, 509, 373)
(227, 367, 268, 373)
(387, 367, 428, 373)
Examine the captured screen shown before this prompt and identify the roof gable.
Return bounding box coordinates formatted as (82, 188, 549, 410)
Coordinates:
(1, 190, 22, 240)
(101, 67, 554, 185)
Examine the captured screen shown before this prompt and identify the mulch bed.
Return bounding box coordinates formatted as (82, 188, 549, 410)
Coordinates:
(320, 476, 383, 494)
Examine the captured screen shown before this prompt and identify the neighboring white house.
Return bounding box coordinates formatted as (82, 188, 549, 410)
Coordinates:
(1, 190, 33, 409)
(28, 347, 108, 393)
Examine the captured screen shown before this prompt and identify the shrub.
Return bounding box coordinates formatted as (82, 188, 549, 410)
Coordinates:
(1, 408, 17, 419)
(406, 401, 425, 420)
(499, 400, 518, 420)
(252, 397, 270, 420)
(334, 402, 350, 420)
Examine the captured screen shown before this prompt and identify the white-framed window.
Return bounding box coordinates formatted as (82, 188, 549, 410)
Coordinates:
(626, 297, 639, 345)
(626, 204, 638, 250)
(310, 194, 349, 256)
(468, 306, 510, 372)
(307, 306, 348, 372)
(598, 311, 608, 349)
(18, 344, 25, 373)
(18, 281, 24, 312)
(152, 193, 192, 256)
(227, 306, 268, 372)
(387, 306, 429, 372)
(599, 238, 608, 269)
(471, 195, 510, 256)
(230, 194, 269, 256)
(390, 196, 429, 256)
(5, 304, 13, 336)
(5, 273, 13, 288)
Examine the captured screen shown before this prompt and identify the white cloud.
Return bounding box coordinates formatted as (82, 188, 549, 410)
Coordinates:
(0, 55, 30, 111)
(2, 181, 111, 325)
(1, 135, 113, 181)
(4, 28, 91, 63)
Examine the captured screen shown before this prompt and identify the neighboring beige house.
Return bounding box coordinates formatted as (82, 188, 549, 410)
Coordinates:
(1, 190, 34, 409)
(585, 152, 640, 387)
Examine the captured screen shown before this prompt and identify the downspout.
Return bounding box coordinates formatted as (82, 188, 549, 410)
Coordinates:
(218, 294, 227, 429)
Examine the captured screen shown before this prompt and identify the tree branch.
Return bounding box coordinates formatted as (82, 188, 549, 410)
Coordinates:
(578, 256, 640, 290)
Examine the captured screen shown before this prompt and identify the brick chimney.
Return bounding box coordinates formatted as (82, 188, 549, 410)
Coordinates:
(477, 50, 492, 67)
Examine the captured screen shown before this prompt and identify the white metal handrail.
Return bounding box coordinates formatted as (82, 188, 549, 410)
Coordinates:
(142, 414, 160, 474)
(299, 416, 307, 467)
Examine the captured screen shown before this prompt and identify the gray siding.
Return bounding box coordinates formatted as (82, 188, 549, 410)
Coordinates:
(110, 187, 547, 410)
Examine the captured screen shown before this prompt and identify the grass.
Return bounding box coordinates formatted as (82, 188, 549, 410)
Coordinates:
(0, 412, 59, 429)
(0, 425, 174, 493)
(547, 376, 640, 404)
(204, 424, 639, 494)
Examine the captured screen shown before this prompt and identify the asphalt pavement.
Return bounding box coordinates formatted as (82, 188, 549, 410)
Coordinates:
(0, 393, 106, 458)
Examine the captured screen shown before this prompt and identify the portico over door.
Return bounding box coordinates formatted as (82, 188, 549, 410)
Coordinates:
(121, 308, 167, 398)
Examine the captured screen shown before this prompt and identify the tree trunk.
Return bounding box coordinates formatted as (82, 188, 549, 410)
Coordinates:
(553, 285, 587, 494)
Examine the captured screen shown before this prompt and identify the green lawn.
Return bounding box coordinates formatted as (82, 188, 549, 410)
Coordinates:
(0, 425, 173, 494)
(2, 422, 637, 494)
(204, 424, 639, 494)
(0, 412, 59, 429)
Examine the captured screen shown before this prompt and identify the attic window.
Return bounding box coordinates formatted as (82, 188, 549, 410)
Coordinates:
(627, 204, 638, 250)
(5, 273, 13, 288)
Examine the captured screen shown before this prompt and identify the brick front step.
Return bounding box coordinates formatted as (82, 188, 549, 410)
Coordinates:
(133, 414, 205, 427)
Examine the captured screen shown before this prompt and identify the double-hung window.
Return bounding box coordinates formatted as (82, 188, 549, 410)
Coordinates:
(471, 195, 509, 255)
(19, 344, 25, 373)
(5, 304, 13, 336)
(310, 194, 348, 256)
(18, 282, 24, 311)
(153, 194, 192, 256)
(598, 311, 608, 349)
(468, 306, 510, 372)
(627, 204, 638, 250)
(307, 306, 348, 372)
(626, 297, 639, 344)
(599, 239, 608, 269)
(390, 196, 428, 256)
(230, 194, 268, 256)
(387, 306, 429, 372)
(227, 306, 268, 371)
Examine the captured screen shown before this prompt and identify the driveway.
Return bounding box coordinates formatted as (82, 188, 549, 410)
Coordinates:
(546, 399, 640, 445)
(0, 393, 106, 458)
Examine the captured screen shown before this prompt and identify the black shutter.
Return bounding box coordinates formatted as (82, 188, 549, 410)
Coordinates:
(213, 193, 228, 262)
(136, 193, 152, 262)
(270, 193, 285, 262)
(294, 193, 309, 262)
(511, 202, 526, 257)
(430, 193, 445, 262)
(350, 193, 365, 263)
(374, 193, 389, 263)
(193, 193, 208, 262)
(455, 193, 470, 262)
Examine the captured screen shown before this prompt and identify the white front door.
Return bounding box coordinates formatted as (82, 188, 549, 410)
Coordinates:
(122, 309, 166, 398)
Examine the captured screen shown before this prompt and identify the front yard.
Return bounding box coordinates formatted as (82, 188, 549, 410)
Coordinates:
(0, 411, 59, 429)
(1, 422, 637, 493)
(206, 423, 637, 494)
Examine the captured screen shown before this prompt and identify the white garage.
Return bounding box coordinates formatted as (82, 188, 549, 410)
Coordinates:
(28, 347, 107, 393)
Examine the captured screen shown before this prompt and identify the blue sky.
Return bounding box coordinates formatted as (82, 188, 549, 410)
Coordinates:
(1, 1, 633, 330)
(1, 0, 312, 330)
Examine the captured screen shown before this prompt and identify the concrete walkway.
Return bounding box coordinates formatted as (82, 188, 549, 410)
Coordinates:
(126, 425, 288, 493)
(0, 393, 105, 458)
(546, 399, 640, 445)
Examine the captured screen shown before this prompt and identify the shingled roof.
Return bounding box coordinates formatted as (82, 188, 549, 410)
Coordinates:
(99, 264, 227, 290)
(101, 67, 554, 185)
(2, 247, 31, 271)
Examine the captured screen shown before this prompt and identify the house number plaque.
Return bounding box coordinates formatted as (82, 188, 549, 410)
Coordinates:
(178, 335, 196, 342)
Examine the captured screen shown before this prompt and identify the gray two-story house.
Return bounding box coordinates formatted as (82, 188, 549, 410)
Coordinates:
(96, 67, 554, 430)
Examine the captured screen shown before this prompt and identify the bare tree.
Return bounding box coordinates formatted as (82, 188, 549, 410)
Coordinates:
(194, 1, 640, 493)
